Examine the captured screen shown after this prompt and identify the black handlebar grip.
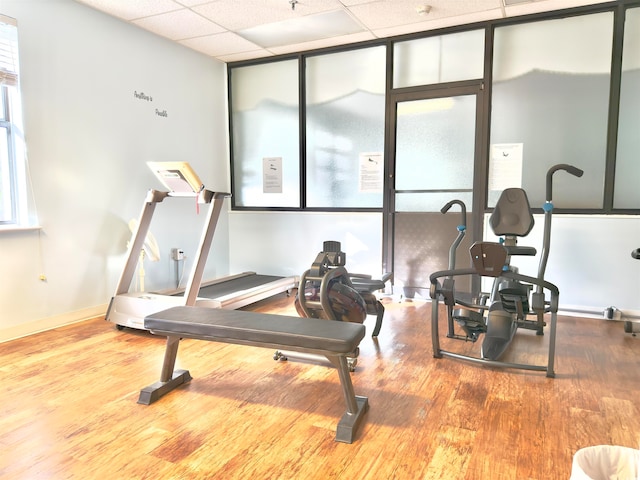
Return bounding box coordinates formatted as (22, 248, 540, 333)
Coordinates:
(440, 200, 467, 227)
(546, 164, 584, 202)
(565, 165, 584, 177)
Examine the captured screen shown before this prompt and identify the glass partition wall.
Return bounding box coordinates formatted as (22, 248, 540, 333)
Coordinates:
(228, 2, 640, 278)
(230, 60, 300, 208)
(614, 7, 640, 209)
(305, 46, 386, 208)
(490, 12, 614, 209)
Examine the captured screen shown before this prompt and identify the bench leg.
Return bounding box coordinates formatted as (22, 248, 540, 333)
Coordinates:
(371, 300, 385, 337)
(328, 355, 369, 443)
(138, 335, 192, 405)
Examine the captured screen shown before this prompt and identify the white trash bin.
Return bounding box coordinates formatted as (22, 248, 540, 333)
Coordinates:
(570, 445, 640, 480)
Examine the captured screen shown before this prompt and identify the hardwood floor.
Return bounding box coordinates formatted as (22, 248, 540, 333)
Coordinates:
(1, 292, 639, 479)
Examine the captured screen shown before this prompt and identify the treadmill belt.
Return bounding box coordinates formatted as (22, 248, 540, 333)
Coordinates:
(168, 272, 297, 310)
(197, 274, 284, 299)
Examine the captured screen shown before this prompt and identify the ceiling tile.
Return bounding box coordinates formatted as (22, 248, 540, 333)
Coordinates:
(238, 10, 364, 48)
(349, 0, 504, 31)
(133, 9, 226, 40)
(217, 49, 275, 63)
(175, 0, 219, 6)
(372, 7, 503, 38)
(504, 0, 612, 16)
(340, 0, 385, 5)
(192, 0, 342, 31)
(78, 0, 183, 21)
(267, 30, 376, 55)
(179, 31, 262, 57)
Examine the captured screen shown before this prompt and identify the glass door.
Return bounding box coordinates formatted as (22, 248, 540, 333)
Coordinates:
(386, 88, 484, 298)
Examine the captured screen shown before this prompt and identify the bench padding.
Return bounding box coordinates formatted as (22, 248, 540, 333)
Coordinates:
(144, 306, 365, 354)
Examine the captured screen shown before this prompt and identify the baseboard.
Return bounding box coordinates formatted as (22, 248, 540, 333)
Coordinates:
(559, 304, 640, 321)
(0, 304, 108, 343)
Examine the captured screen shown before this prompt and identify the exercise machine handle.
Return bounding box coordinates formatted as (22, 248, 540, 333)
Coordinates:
(538, 164, 583, 287)
(545, 164, 583, 202)
(441, 199, 467, 271)
(440, 199, 467, 228)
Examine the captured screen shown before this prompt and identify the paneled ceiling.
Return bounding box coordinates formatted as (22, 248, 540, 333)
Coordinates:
(73, 0, 611, 63)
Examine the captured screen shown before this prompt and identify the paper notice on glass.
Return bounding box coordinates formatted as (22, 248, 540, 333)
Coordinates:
(359, 152, 383, 193)
(489, 143, 523, 191)
(263, 157, 282, 193)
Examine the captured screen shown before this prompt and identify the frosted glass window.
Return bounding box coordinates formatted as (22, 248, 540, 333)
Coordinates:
(490, 13, 613, 209)
(395, 192, 473, 213)
(395, 95, 476, 192)
(230, 60, 300, 208)
(614, 7, 640, 209)
(306, 46, 386, 208)
(393, 30, 485, 88)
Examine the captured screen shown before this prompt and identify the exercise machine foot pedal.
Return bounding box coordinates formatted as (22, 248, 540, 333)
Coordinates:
(452, 307, 486, 341)
(499, 281, 532, 314)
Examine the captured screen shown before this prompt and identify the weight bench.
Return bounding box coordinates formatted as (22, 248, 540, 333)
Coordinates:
(138, 306, 369, 443)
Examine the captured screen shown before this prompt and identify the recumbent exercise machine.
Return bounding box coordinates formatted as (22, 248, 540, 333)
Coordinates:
(429, 164, 583, 377)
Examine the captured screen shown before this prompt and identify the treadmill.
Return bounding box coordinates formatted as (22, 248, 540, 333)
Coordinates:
(106, 162, 298, 330)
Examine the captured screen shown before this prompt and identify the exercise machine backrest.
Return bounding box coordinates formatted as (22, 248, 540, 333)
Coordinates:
(490, 188, 537, 257)
(490, 189, 534, 237)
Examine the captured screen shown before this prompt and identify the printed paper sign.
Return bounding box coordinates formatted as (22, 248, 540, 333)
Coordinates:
(359, 152, 383, 193)
(489, 143, 523, 191)
(263, 157, 282, 193)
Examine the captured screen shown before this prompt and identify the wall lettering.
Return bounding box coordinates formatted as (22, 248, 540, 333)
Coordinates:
(133, 90, 168, 118)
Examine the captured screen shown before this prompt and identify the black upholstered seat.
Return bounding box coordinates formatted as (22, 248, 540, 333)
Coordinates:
(145, 306, 365, 355)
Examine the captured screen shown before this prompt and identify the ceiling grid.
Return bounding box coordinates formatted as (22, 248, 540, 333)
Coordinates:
(74, 0, 613, 62)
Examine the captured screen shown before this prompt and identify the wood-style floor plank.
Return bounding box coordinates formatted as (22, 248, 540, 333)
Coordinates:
(1, 292, 639, 479)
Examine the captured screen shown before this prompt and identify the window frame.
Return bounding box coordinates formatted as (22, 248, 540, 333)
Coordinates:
(0, 15, 29, 228)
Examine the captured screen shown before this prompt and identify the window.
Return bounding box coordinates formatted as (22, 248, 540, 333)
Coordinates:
(229, 46, 386, 210)
(0, 15, 28, 226)
(229, 59, 300, 208)
(305, 46, 386, 208)
(614, 7, 640, 209)
(393, 29, 485, 88)
(490, 12, 614, 209)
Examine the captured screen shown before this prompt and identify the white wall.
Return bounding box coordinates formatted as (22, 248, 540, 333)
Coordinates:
(0, 1, 229, 340)
(228, 212, 384, 279)
(483, 214, 640, 316)
(229, 210, 640, 319)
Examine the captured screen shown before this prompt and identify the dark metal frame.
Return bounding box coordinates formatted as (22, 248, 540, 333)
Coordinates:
(429, 265, 560, 377)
